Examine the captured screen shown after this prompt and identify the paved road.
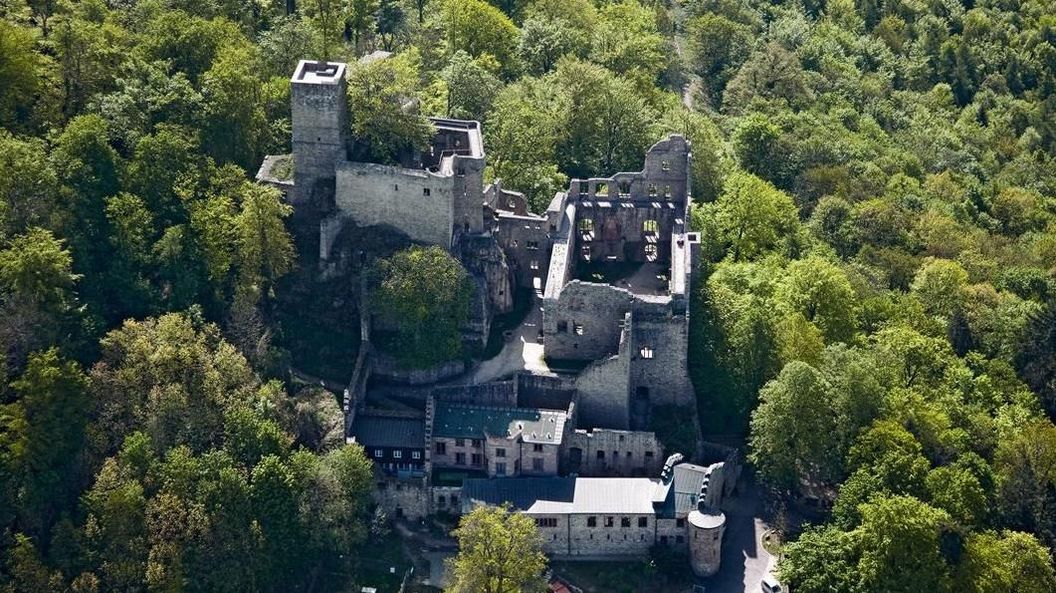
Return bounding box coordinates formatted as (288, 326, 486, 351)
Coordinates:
(469, 300, 548, 384)
(700, 481, 775, 593)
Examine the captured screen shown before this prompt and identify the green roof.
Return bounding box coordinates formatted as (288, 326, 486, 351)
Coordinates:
(433, 402, 567, 445)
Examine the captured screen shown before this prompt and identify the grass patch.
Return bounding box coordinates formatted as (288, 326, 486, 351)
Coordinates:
(552, 557, 693, 593)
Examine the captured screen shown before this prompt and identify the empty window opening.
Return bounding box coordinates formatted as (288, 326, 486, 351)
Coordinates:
(456, 167, 466, 176)
(578, 218, 594, 234)
(597, 450, 605, 460)
(535, 517, 557, 528)
(596, 183, 609, 196)
(423, 188, 431, 196)
(648, 183, 658, 196)
(663, 185, 671, 197)
(638, 517, 648, 528)
(557, 320, 568, 333)
(581, 245, 591, 260)
(530, 260, 539, 270)
(605, 517, 614, 527)
(587, 516, 597, 527)
(618, 181, 631, 196)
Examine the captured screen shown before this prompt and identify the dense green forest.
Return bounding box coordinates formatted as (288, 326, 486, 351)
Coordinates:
(2, 0, 1056, 591)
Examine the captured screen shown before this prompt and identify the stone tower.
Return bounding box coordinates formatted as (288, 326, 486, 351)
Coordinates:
(687, 468, 726, 577)
(290, 60, 349, 209)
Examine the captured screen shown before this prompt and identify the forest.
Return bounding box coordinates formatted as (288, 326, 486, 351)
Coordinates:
(2, 0, 1056, 591)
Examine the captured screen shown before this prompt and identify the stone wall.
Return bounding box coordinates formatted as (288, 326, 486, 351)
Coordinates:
(544, 281, 634, 361)
(564, 429, 663, 477)
(493, 212, 552, 290)
(433, 381, 518, 406)
(374, 475, 431, 522)
(333, 162, 456, 249)
(561, 513, 656, 558)
(628, 307, 694, 410)
(372, 356, 465, 385)
(574, 335, 631, 429)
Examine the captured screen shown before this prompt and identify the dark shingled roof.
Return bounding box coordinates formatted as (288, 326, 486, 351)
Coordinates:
(350, 415, 425, 449)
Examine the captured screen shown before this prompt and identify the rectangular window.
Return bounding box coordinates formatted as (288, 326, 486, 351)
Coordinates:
(423, 188, 431, 196)
(472, 439, 482, 448)
(455, 452, 466, 465)
(455, 438, 465, 447)
(393, 450, 402, 459)
(605, 517, 614, 528)
(621, 517, 631, 528)
(642, 220, 659, 233)
(412, 451, 421, 460)
(527, 240, 539, 250)
(435, 442, 446, 455)
(533, 444, 543, 452)
(535, 517, 557, 528)
(597, 450, 605, 460)
(676, 535, 684, 544)
(530, 260, 539, 270)
(640, 347, 654, 359)
(532, 458, 544, 472)
(574, 323, 584, 336)
(557, 321, 568, 333)
(374, 449, 383, 458)
(496, 448, 506, 458)
(676, 518, 685, 528)
(587, 516, 597, 527)
(471, 453, 482, 466)
(578, 218, 594, 233)
(496, 462, 507, 476)
(638, 517, 648, 528)
(645, 451, 654, 459)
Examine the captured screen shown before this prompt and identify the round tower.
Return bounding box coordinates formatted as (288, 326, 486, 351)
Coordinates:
(687, 506, 726, 577)
(687, 467, 726, 577)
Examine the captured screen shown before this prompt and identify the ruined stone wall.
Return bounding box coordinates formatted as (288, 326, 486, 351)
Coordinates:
(628, 307, 694, 409)
(493, 213, 551, 290)
(564, 429, 663, 477)
(574, 332, 631, 429)
(544, 282, 634, 361)
(334, 162, 455, 248)
(434, 381, 518, 407)
(656, 517, 690, 549)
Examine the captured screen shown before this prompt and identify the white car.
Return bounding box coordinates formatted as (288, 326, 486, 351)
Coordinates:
(762, 574, 784, 593)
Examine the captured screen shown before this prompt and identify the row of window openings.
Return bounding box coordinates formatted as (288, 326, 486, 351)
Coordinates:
(579, 243, 657, 261)
(436, 442, 544, 455)
(510, 240, 541, 250)
(551, 321, 655, 359)
(535, 517, 664, 529)
(578, 220, 659, 234)
(578, 180, 672, 197)
(374, 449, 421, 460)
(594, 449, 655, 461)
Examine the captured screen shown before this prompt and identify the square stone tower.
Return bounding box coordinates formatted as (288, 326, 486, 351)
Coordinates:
(291, 60, 349, 209)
